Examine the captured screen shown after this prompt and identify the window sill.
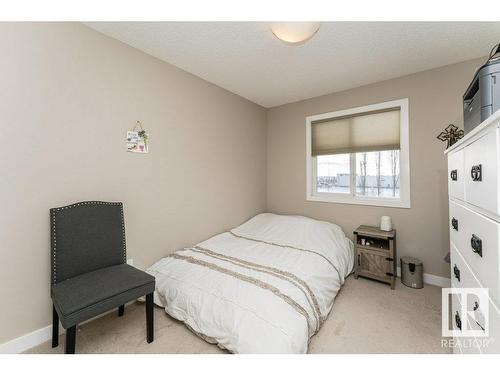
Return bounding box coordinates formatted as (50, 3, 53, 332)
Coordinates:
(306, 193, 411, 209)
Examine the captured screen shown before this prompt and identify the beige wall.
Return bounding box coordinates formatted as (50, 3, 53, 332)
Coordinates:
(0, 23, 267, 344)
(0, 22, 486, 346)
(266, 58, 484, 279)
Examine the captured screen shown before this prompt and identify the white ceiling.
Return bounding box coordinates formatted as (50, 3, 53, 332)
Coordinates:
(85, 22, 500, 108)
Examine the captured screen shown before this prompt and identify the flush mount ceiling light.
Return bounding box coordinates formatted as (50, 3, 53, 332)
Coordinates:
(271, 22, 320, 45)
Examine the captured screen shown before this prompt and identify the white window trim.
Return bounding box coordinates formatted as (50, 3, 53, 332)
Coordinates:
(306, 98, 411, 209)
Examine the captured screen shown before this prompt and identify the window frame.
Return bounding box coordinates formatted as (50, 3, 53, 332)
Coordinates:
(306, 98, 411, 208)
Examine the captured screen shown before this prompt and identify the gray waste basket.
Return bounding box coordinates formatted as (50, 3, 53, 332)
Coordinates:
(401, 256, 423, 289)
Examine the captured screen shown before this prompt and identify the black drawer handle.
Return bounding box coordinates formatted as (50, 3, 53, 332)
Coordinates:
(453, 264, 460, 282)
(471, 234, 483, 257)
(455, 311, 462, 330)
(451, 217, 458, 231)
(358, 254, 361, 266)
(471, 164, 482, 181)
(450, 169, 458, 181)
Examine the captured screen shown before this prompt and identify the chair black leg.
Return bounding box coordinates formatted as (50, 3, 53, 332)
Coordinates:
(146, 293, 154, 343)
(52, 305, 59, 348)
(65, 325, 76, 354)
(118, 304, 124, 317)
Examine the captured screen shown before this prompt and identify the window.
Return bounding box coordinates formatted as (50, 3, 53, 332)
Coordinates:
(306, 99, 410, 208)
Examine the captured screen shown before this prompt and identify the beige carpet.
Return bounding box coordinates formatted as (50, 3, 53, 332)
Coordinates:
(25, 276, 450, 354)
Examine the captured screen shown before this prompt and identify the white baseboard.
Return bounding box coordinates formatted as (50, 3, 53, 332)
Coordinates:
(0, 301, 136, 354)
(422, 273, 451, 288)
(0, 324, 53, 354)
(396, 267, 451, 288)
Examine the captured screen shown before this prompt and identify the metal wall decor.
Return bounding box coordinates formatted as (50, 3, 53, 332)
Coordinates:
(437, 124, 464, 149)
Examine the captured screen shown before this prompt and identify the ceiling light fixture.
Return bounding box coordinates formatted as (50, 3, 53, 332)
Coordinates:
(271, 22, 320, 45)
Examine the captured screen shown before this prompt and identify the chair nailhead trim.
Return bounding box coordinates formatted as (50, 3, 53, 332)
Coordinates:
(52, 201, 122, 212)
(50, 201, 125, 284)
(121, 207, 126, 262)
(51, 211, 57, 284)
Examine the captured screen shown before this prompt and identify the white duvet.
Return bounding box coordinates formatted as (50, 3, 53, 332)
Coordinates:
(146, 213, 354, 353)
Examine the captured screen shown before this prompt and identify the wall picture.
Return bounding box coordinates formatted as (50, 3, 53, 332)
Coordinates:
(126, 121, 149, 153)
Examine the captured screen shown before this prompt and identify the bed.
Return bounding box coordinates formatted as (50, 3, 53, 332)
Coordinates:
(146, 213, 354, 353)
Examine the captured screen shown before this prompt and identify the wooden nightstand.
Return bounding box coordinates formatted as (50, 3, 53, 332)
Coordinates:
(353, 225, 396, 289)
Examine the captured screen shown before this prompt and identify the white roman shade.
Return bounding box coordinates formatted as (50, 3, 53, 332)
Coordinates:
(311, 108, 401, 156)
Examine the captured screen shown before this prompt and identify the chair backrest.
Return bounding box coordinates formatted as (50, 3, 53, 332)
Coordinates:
(50, 201, 126, 285)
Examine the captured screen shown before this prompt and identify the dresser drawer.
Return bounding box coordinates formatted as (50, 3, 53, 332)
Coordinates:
(452, 289, 500, 354)
(452, 203, 500, 305)
(451, 246, 487, 333)
(451, 245, 500, 353)
(450, 243, 480, 291)
(450, 280, 484, 354)
(448, 148, 465, 200)
(450, 294, 483, 354)
(451, 292, 463, 331)
(464, 295, 500, 354)
(464, 128, 500, 215)
(449, 200, 464, 250)
(451, 306, 464, 354)
(477, 307, 500, 354)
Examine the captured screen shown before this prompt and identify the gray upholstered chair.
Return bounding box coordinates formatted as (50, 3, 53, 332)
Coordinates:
(50, 201, 155, 354)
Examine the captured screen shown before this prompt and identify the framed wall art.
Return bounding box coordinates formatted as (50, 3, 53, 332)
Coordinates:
(126, 121, 149, 153)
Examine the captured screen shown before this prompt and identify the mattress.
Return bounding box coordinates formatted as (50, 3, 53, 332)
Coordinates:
(146, 213, 354, 353)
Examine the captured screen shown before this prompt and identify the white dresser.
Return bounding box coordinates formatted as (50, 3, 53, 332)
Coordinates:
(446, 110, 500, 354)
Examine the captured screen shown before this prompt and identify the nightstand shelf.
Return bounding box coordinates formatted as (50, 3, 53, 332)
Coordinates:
(353, 225, 396, 289)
